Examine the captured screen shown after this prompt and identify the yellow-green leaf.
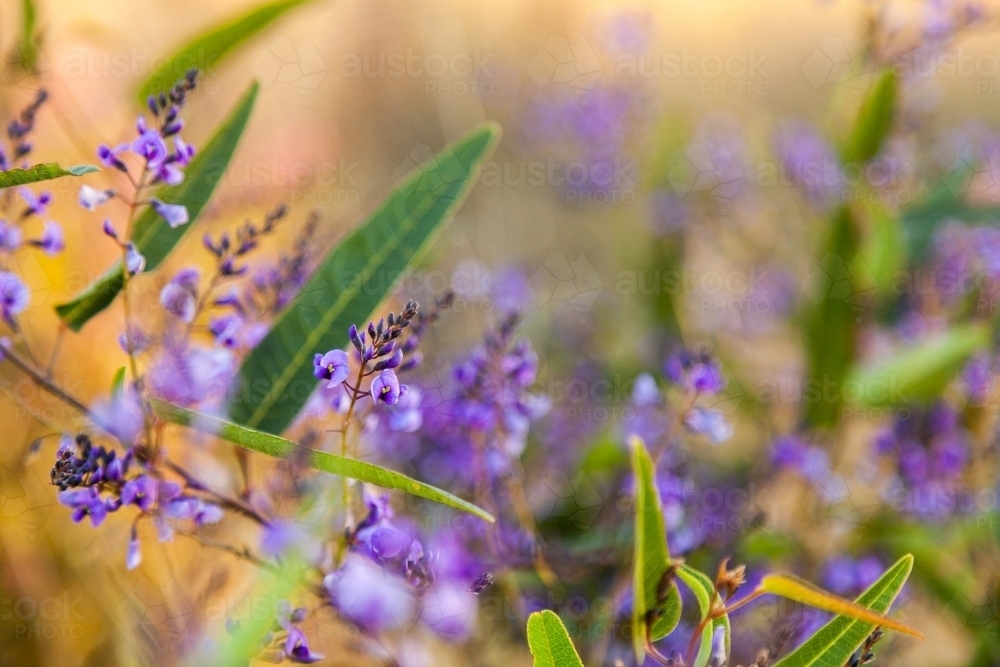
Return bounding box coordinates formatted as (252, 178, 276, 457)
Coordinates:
(526, 611, 585, 667)
(761, 571, 923, 639)
(676, 565, 730, 667)
(841, 69, 897, 165)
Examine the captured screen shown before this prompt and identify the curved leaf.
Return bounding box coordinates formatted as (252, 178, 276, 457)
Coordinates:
(152, 399, 494, 523)
(773, 555, 918, 667)
(676, 565, 730, 667)
(630, 436, 682, 663)
(0, 163, 97, 189)
(526, 610, 585, 667)
(55, 81, 260, 331)
(846, 323, 989, 407)
(841, 69, 897, 165)
(229, 122, 500, 434)
(137, 0, 311, 102)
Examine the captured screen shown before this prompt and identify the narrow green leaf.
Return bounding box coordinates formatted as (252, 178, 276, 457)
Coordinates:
(846, 323, 989, 407)
(860, 202, 905, 303)
(0, 163, 98, 189)
(54, 81, 260, 331)
(803, 205, 863, 428)
(110, 366, 127, 398)
(630, 436, 682, 663)
(19, 0, 38, 73)
(229, 122, 500, 434)
(526, 611, 585, 667)
(773, 555, 918, 667)
(676, 565, 730, 667)
(152, 399, 494, 522)
(841, 69, 897, 165)
(137, 0, 311, 102)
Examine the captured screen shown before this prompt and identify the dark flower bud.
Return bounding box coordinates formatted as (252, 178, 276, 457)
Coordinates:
(348, 324, 365, 352)
(373, 349, 403, 370)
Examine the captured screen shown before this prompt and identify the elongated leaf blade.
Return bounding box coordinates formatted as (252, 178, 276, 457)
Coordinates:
(676, 565, 730, 667)
(846, 323, 989, 407)
(152, 399, 494, 522)
(137, 0, 311, 102)
(55, 81, 259, 331)
(0, 163, 97, 189)
(630, 436, 682, 663)
(526, 611, 585, 667)
(773, 556, 918, 667)
(19, 0, 38, 73)
(229, 122, 500, 434)
(841, 69, 897, 165)
(803, 205, 862, 428)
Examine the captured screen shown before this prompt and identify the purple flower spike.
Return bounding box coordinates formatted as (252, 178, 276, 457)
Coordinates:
(32, 221, 64, 256)
(313, 349, 349, 387)
(79, 185, 112, 211)
(58, 488, 109, 526)
(125, 243, 146, 275)
(149, 198, 189, 228)
(371, 369, 401, 405)
(0, 272, 29, 322)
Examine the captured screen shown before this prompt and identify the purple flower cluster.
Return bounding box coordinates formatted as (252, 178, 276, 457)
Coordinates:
(51, 433, 222, 569)
(874, 401, 975, 519)
(772, 120, 840, 209)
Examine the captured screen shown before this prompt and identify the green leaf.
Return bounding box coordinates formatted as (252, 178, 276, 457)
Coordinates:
(229, 122, 500, 434)
(773, 555, 919, 667)
(859, 202, 905, 304)
(676, 565, 730, 667)
(845, 323, 989, 407)
(54, 81, 260, 331)
(110, 366, 127, 398)
(526, 611, 585, 667)
(841, 69, 897, 165)
(0, 163, 98, 189)
(137, 0, 311, 102)
(802, 205, 864, 428)
(151, 399, 494, 522)
(19, 0, 38, 73)
(629, 436, 682, 663)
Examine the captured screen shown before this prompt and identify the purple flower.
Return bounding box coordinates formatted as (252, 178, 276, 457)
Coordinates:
(32, 221, 64, 256)
(371, 369, 401, 405)
(126, 531, 142, 570)
(284, 626, 323, 664)
(122, 475, 158, 511)
(78, 185, 112, 211)
(684, 408, 733, 444)
(631, 373, 661, 408)
(313, 349, 349, 388)
(664, 350, 726, 394)
(0, 272, 29, 322)
(91, 386, 145, 444)
(19, 188, 52, 216)
(163, 497, 224, 526)
(58, 487, 110, 526)
(97, 143, 129, 172)
(124, 243, 146, 275)
(160, 269, 200, 322)
(324, 556, 416, 632)
(147, 343, 234, 407)
(388, 386, 423, 432)
(0, 221, 23, 252)
(149, 198, 189, 228)
(131, 126, 168, 164)
(420, 583, 477, 642)
(209, 313, 243, 348)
